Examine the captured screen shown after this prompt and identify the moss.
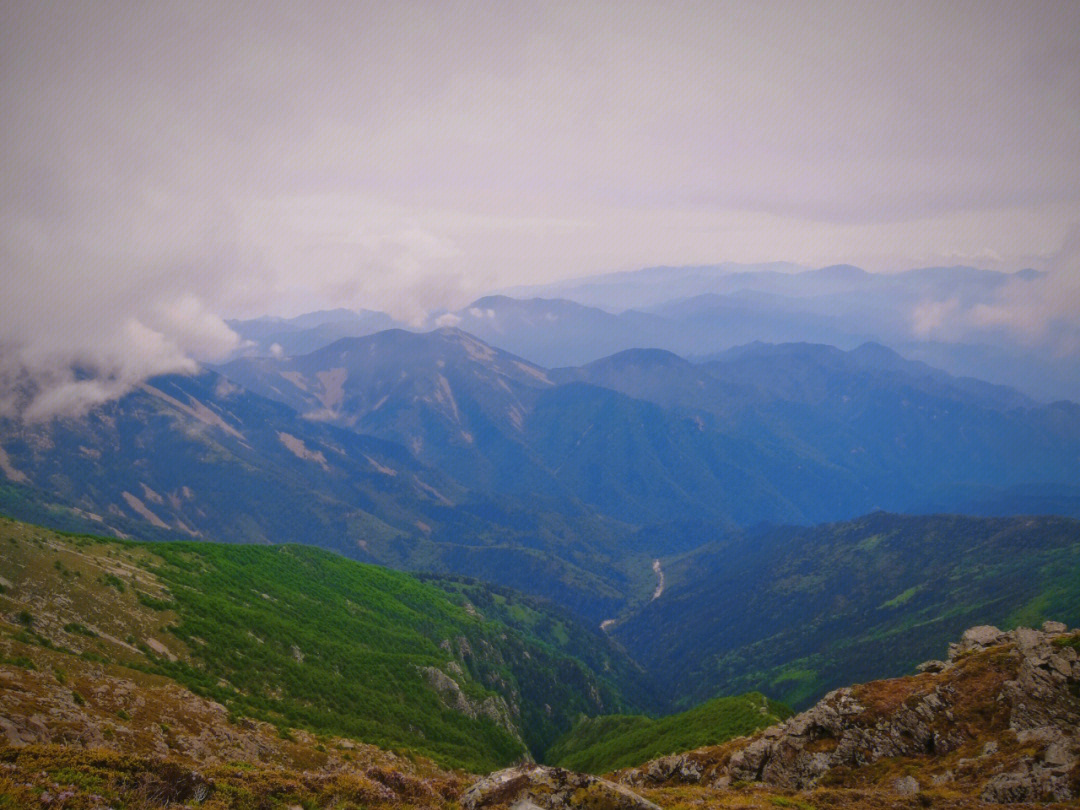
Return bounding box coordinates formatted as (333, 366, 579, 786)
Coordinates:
(1051, 633, 1080, 651)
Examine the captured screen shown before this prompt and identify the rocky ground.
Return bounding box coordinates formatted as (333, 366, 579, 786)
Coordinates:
(2, 622, 1079, 808)
(466, 622, 1080, 809)
(0, 626, 468, 808)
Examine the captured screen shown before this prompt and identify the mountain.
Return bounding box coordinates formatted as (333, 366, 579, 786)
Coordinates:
(611, 512, 1080, 711)
(227, 308, 406, 357)
(221, 328, 566, 499)
(224, 259, 1080, 401)
(7, 604, 1079, 808)
(496, 261, 809, 311)
(559, 341, 1080, 519)
(477, 263, 1080, 402)
(0, 516, 658, 770)
(223, 330, 1080, 531)
(0, 367, 637, 622)
(7, 328, 1080, 627)
(431, 297, 673, 368)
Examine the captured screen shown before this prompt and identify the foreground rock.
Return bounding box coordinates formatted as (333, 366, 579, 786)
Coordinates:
(463, 764, 661, 810)
(620, 622, 1080, 805)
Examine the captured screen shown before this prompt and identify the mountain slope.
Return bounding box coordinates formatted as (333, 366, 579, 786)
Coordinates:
(0, 368, 639, 621)
(546, 693, 791, 774)
(612, 622, 1080, 808)
(0, 516, 660, 770)
(221, 328, 570, 501)
(612, 512, 1080, 711)
(223, 330, 1080, 530)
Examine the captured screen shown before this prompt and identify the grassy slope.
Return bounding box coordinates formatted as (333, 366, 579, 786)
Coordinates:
(546, 693, 791, 774)
(614, 512, 1080, 710)
(0, 516, 653, 772)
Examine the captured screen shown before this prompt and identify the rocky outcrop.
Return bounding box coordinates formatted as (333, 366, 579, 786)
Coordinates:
(622, 622, 1080, 804)
(463, 765, 661, 810)
(418, 665, 525, 748)
(620, 754, 703, 787)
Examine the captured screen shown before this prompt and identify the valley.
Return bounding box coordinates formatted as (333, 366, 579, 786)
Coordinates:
(6, 5, 1080, 805)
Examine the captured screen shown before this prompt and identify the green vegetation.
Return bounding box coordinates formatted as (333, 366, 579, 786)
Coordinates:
(1053, 633, 1080, 651)
(63, 622, 97, 637)
(0, 516, 655, 773)
(135, 591, 173, 610)
(99, 573, 126, 593)
(547, 693, 790, 773)
(615, 513, 1080, 710)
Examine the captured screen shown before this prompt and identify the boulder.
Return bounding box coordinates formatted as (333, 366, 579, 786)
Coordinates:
(948, 625, 1008, 660)
(462, 765, 661, 810)
(893, 775, 920, 795)
(916, 659, 948, 673)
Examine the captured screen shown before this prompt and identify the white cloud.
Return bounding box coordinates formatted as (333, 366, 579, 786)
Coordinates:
(908, 226, 1080, 354)
(1, 1, 1077, 415)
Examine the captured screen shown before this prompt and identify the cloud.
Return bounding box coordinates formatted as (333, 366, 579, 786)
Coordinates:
(908, 225, 1080, 354)
(0, 244, 243, 419)
(1, 1, 1078, 416)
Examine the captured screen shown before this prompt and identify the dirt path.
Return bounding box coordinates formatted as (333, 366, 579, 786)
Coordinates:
(651, 559, 665, 600)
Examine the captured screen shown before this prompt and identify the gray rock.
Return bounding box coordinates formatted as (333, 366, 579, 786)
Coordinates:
(623, 622, 1080, 802)
(417, 666, 524, 746)
(643, 754, 701, 784)
(893, 775, 920, 794)
(1042, 620, 1068, 634)
(463, 765, 661, 810)
(959, 625, 1007, 651)
(981, 761, 1073, 804)
(916, 659, 948, 673)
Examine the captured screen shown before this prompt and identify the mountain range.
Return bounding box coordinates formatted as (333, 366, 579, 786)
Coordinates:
(4, 325, 1080, 623)
(4, 262, 1080, 806)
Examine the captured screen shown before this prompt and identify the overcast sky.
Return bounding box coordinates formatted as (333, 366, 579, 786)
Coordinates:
(2, 1, 1079, 415)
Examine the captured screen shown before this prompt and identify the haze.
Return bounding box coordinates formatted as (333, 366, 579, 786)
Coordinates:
(2, 1, 1079, 416)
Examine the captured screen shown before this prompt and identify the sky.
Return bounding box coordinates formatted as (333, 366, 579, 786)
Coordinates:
(2, 1, 1079, 416)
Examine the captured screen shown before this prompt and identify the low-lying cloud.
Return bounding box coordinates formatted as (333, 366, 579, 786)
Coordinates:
(0, 258, 241, 420)
(910, 226, 1080, 356)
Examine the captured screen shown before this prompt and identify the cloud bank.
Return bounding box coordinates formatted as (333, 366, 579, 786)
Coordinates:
(1, 1, 1078, 415)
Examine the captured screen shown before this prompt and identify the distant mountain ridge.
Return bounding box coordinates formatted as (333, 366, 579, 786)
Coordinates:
(223, 261, 1078, 400)
(220, 327, 1080, 527)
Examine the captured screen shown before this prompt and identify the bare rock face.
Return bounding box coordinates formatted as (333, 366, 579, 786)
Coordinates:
(418, 665, 525, 748)
(462, 765, 661, 810)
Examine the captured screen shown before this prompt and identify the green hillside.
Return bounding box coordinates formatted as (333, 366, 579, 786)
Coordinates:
(614, 512, 1080, 710)
(546, 693, 791, 773)
(0, 516, 655, 772)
